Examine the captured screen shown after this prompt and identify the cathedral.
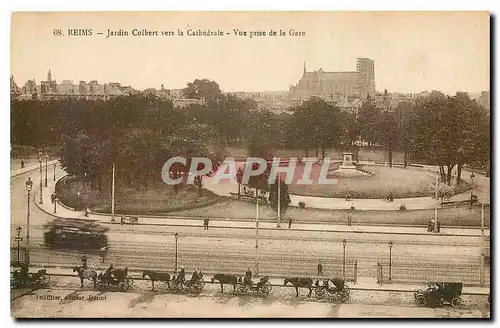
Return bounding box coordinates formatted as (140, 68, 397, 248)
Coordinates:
(289, 58, 376, 100)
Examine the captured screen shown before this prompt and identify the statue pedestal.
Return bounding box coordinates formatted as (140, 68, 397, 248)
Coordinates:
(338, 152, 356, 170)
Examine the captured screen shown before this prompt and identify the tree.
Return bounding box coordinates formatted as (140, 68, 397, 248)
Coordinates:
(286, 97, 345, 158)
(376, 111, 399, 168)
(412, 91, 489, 185)
(245, 111, 286, 159)
(182, 79, 222, 100)
(428, 182, 455, 203)
(357, 97, 381, 147)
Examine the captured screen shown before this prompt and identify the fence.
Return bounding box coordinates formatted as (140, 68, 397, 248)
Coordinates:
(377, 260, 489, 286)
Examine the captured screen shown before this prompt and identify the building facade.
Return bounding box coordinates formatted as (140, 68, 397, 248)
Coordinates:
(289, 58, 376, 100)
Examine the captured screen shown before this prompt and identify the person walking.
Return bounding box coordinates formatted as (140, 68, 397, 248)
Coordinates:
(99, 246, 108, 263)
(347, 214, 352, 226)
(81, 255, 88, 269)
(288, 217, 292, 229)
(317, 262, 323, 276)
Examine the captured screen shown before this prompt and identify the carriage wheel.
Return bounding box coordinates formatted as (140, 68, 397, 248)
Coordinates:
(118, 280, 128, 292)
(338, 290, 350, 303)
(451, 297, 462, 308)
(97, 281, 106, 291)
(126, 276, 134, 288)
(315, 289, 326, 300)
(238, 285, 247, 294)
(260, 282, 272, 297)
(415, 295, 427, 307)
(38, 274, 50, 286)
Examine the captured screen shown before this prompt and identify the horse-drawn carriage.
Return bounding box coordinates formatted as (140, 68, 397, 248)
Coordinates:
(236, 276, 272, 297)
(96, 267, 134, 292)
(120, 216, 139, 225)
(314, 278, 350, 302)
(11, 264, 50, 289)
(414, 282, 463, 308)
(169, 273, 205, 294)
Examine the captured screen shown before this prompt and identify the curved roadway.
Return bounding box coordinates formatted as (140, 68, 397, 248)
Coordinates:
(11, 165, 485, 281)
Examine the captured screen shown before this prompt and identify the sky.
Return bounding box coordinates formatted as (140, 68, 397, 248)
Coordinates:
(11, 11, 490, 94)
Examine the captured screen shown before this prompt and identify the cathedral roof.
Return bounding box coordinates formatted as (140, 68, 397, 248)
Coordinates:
(302, 71, 360, 82)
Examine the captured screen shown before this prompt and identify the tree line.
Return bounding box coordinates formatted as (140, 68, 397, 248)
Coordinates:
(11, 79, 489, 191)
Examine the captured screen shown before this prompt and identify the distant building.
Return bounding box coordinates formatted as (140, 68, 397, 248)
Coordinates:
(10, 75, 21, 98)
(477, 91, 490, 113)
(289, 58, 376, 100)
(173, 98, 205, 108)
(12, 70, 137, 101)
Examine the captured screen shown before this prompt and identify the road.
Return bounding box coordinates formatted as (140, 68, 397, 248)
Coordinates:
(11, 166, 487, 280)
(10, 164, 491, 318)
(11, 277, 489, 318)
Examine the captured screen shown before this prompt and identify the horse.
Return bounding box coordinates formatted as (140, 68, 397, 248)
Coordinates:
(72, 266, 98, 289)
(284, 277, 314, 297)
(211, 274, 238, 294)
(142, 270, 171, 291)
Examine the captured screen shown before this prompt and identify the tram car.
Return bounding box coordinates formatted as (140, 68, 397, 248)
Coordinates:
(43, 218, 108, 250)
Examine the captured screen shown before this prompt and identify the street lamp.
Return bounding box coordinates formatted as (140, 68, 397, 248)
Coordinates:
(53, 196, 58, 214)
(45, 154, 48, 187)
(342, 239, 347, 279)
(53, 163, 56, 181)
(174, 232, 179, 273)
(389, 241, 393, 283)
(25, 177, 33, 265)
(38, 157, 43, 204)
(470, 172, 475, 209)
(15, 226, 23, 263)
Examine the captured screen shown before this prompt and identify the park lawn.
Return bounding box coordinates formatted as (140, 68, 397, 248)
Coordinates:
(289, 165, 470, 199)
(56, 177, 223, 214)
(172, 199, 489, 227)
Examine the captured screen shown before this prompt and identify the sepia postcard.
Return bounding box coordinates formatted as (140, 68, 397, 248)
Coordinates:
(10, 11, 490, 319)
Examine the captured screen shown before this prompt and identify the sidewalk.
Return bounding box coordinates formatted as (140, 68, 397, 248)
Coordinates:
(11, 159, 59, 177)
(25, 265, 490, 295)
(35, 174, 489, 237)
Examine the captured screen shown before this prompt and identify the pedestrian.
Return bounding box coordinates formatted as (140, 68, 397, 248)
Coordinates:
(81, 255, 88, 269)
(51, 193, 55, 204)
(436, 221, 441, 233)
(427, 219, 433, 232)
(317, 262, 323, 276)
(20, 160, 25, 168)
(205, 218, 209, 230)
(99, 246, 108, 263)
(430, 218, 436, 233)
(347, 214, 352, 226)
(288, 217, 292, 229)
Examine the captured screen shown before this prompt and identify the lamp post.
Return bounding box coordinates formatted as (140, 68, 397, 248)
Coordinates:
(53, 163, 56, 181)
(389, 241, 393, 283)
(174, 232, 179, 273)
(255, 189, 260, 275)
(470, 172, 475, 209)
(53, 196, 58, 214)
(38, 156, 43, 205)
(45, 154, 48, 187)
(25, 177, 33, 264)
(342, 239, 347, 279)
(15, 226, 23, 263)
